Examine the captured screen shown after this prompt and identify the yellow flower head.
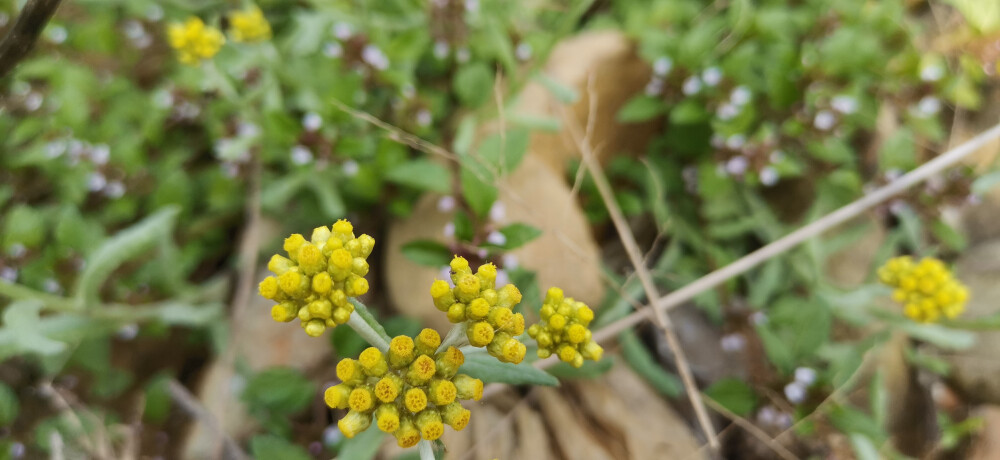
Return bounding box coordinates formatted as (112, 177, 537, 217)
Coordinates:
(228, 5, 272, 43)
(429, 256, 527, 363)
(878, 256, 969, 323)
(258, 220, 374, 336)
(325, 335, 482, 446)
(528, 287, 603, 368)
(168, 17, 225, 64)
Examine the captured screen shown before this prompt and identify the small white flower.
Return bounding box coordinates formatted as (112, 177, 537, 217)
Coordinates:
(502, 253, 519, 269)
(720, 333, 746, 353)
(332, 23, 353, 40)
(47, 25, 68, 44)
(489, 201, 506, 222)
(652, 57, 673, 77)
(702, 67, 722, 87)
(456, 47, 470, 63)
(716, 103, 739, 121)
(9, 442, 25, 459)
(917, 96, 941, 116)
(88, 172, 107, 192)
(8, 244, 26, 258)
(123, 20, 145, 40)
(323, 42, 343, 58)
(495, 268, 509, 288)
(486, 231, 507, 246)
(177, 102, 200, 119)
(751, 311, 768, 325)
(889, 200, 908, 216)
(0, 267, 17, 283)
(153, 89, 174, 108)
(784, 381, 808, 404)
(433, 41, 450, 60)
(476, 248, 488, 259)
(401, 84, 416, 99)
(44, 140, 66, 158)
(757, 406, 779, 425)
(24, 92, 43, 112)
(443, 222, 456, 238)
(682, 76, 702, 95)
(515, 42, 532, 61)
(920, 65, 944, 82)
(237, 122, 260, 139)
(794, 367, 817, 386)
(416, 109, 433, 127)
(438, 266, 454, 285)
(813, 110, 836, 131)
(90, 144, 110, 165)
(43, 278, 62, 294)
(465, 0, 480, 13)
(116, 324, 139, 341)
(710, 133, 725, 148)
(437, 196, 456, 213)
(644, 77, 664, 96)
(323, 424, 343, 446)
(759, 166, 779, 187)
(830, 95, 858, 114)
(725, 156, 749, 176)
(361, 45, 390, 71)
(104, 181, 125, 198)
(725, 134, 746, 150)
(730, 86, 751, 106)
(290, 146, 313, 165)
(341, 160, 359, 177)
(302, 112, 322, 131)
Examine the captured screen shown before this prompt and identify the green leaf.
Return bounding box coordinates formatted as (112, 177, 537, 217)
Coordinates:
(74, 207, 181, 309)
(349, 299, 393, 346)
(617, 96, 666, 123)
(0, 382, 19, 425)
(535, 74, 579, 104)
(2, 300, 66, 357)
(250, 435, 312, 460)
(849, 434, 881, 460)
(972, 170, 1000, 195)
(454, 63, 494, 108)
(385, 160, 452, 193)
(485, 223, 542, 250)
(337, 426, 385, 460)
(704, 378, 758, 417)
(945, 0, 1000, 33)
(400, 240, 453, 267)
(669, 99, 709, 124)
(460, 165, 498, 218)
(242, 368, 317, 416)
(458, 350, 559, 386)
(477, 129, 531, 175)
(307, 175, 346, 220)
(546, 356, 615, 379)
(2, 204, 46, 248)
(620, 330, 682, 397)
(507, 268, 541, 313)
(896, 321, 975, 350)
(931, 219, 967, 251)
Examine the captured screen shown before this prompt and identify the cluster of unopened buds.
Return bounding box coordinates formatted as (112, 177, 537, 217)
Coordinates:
(167, 5, 271, 64)
(325, 331, 481, 447)
(528, 287, 603, 368)
(258, 220, 374, 337)
(878, 256, 969, 323)
(430, 256, 527, 364)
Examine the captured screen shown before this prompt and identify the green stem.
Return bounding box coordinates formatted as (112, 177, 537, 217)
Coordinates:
(436, 323, 468, 353)
(0, 282, 77, 312)
(347, 311, 390, 353)
(418, 440, 435, 460)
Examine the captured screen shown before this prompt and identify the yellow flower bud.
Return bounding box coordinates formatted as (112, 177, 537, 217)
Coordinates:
(467, 298, 490, 320)
(388, 336, 415, 368)
(481, 289, 498, 306)
(311, 226, 331, 244)
(558, 344, 578, 364)
(358, 234, 376, 258)
(259, 277, 279, 300)
(345, 276, 369, 297)
(440, 402, 471, 431)
(283, 234, 306, 260)
(487, 305, 511, 328)
(503, 312, 525, 335)
(375, 404, 401, 433)
(394, 418, 421, 448)
(352, 258, 370, 277)
(359, 347, 388, 377)
(476, 263, 497, 289)
(455, 274, 481, 302)
(446, 303, 466, 323)
(338, 410, 372, 438)
(270, 302, 297, 322)
(576, 305, 594, 325)
(374, 375, 403, 403)
(427, 379, 457, 406)
(308, 299, 333, 319)
(297, 243, 325, 275)
(415, 329, 441, 356)
(450, 256, 470, 274)
(329, 248, 353, 273)
(278, 270, 308, 297)
(545, 287, 564, 304)
(349, 386, 375, 412)
(430, 280, 454, 309)
(337, 358, 366, 385)
(228, 5, 271, 43)
(304, 319, 326, 337)
(267, 255, 294, 276)
(581, 341, 604, 362)
(566, 324, 587, 344)
(324, 384, 351, 410)
(415, 410, 444, 441)
(467, 321, 494, 347)
(309, 272, 331, 294)
(404, 388, 428, 413)
(453, 374, 483, 401)
(332, 219, 354, 236)
(407, 355, 437, 386)
(497, 284, 522, 308)
(435, 346, 464, 378)
(548, 313, 567, 331)
(333, 305, 353, 324)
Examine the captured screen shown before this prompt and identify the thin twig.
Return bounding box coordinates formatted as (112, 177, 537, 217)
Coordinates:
(0, 0, 62, 79)
(703, 397, 800, 460)
(167, 380, 249, 460)
(562, 77, 720, 452)
(591, 121, 1000, 344)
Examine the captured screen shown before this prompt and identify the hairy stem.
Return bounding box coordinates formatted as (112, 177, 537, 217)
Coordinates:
(436, 322, 468, 353)
(347, 310, 390, 352)
(418, 440, 435, 460)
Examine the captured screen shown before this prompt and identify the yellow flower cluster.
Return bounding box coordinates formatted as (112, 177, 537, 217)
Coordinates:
(429, 257, 527, 364)
(325, 331, 482, 447)
(527, 287, 603, 368)
(878, 256, 969, 323)
(258, 220, 374, 337)
(168, 17, 226, 65)
(228, 6, 272, 43)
